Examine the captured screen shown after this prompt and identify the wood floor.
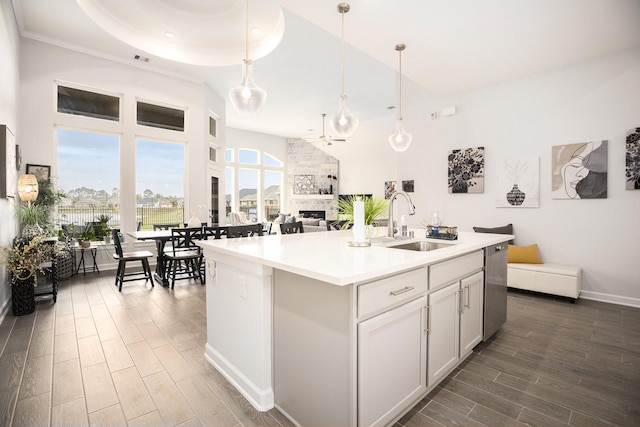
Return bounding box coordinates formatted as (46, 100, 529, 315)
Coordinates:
(0, 272, 638, 426)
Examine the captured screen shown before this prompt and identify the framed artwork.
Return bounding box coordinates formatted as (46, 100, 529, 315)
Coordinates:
(448, 147, 484, 193)
(402, 180, 414, 192)
(384, 180, 397, 199)
(495, 157, 539, 207)
(551, 141, 608, 199)
(626, 127, 640, 190)
(294, 174, 315, 195)
(1, 125, 17, 199)
(26, 164, 51, 182)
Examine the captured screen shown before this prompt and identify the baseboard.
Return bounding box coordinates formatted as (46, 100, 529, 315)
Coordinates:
(204, 343, 274, 412)
(580, 290, 640, 308)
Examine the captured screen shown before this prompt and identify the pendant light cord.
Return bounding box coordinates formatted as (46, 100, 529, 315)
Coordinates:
(398, 47, 403, 120)
(340, 9, 345, 97)
(244, 0, 249, 60)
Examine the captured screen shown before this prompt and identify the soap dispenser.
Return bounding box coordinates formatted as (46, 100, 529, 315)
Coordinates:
(431, 213, 440, 235)
(400, 215, 407, 237)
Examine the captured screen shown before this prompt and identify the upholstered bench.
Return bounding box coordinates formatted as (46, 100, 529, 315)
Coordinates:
(507, 263, 582, 302)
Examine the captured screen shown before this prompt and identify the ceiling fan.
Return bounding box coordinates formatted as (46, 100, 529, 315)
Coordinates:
(305, 113, 346, 146)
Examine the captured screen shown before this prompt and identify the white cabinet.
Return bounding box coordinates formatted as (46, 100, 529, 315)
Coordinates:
(427, 253, 484, 386)
(460, 271, 484, 357)
(358, 296, 427, 427)
(427, 282, 460, 386)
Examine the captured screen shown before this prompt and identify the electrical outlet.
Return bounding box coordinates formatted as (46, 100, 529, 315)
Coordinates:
(239, 276, 247, 298)
(207, 260, 215, 277)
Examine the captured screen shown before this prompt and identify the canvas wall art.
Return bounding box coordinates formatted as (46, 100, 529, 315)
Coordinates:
(551, 140, 608, 199)
(626, 127, 640, 190)
(402, 180, 414, 192)
(448, 147, 484, 193)
(384, 181, 397, 199)
(496, 157, 539, 207)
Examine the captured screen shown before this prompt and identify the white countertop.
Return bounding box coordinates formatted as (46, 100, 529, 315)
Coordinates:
(198, 229, 512, 286)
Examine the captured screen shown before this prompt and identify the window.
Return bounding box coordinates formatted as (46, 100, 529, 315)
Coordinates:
(226, 148, 283, 223)
(209, 116, 217, 138)
(136, 139, 185, 228)
(136, 101, 185, 131)
(57, 85, 120, 121)
(56, 128, 120, 229)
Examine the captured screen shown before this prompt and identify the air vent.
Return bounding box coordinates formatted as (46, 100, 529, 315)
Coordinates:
(134, 54, 150, 63)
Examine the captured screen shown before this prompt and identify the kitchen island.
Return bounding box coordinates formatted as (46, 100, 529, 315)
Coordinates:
(198, 229, 512, 427)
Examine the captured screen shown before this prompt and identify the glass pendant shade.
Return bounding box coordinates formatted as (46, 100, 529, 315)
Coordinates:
(229, 59, 267, 115)
(389, 43, 412, 152)
(330, 95, 358, 137)
(388, 118, 413, 152)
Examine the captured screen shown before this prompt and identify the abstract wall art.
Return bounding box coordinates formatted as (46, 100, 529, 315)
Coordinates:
(402, 180, 414, 192)
(293, 174, 315, 195)
(551, 140, 608, 199)
(384, 180, 397, 199)
(448, 147, 484, 193)
(496, 157, 539, 207)
(626, 127, 640, 190)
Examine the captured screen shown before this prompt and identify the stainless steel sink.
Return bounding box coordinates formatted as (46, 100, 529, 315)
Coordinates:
(387, 241, 455, 252)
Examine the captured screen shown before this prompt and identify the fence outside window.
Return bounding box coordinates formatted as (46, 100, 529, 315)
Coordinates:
(57, 206, 185, 231)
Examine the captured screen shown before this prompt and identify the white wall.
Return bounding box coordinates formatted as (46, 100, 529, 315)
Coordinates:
(18, 38, 225, 236)
(0, 0, 20, 317)
(346, 48, 640, 305)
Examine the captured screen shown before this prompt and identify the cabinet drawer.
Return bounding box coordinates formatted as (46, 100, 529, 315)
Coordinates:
(430, 250, 483, 291)
(358, 268, 428, 318)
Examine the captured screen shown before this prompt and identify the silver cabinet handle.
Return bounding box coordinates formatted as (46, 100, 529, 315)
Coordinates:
(389, 286, 414, 296)
(458, 289, 463, 313)
(464, 285, 470, 309)
(424, 305, 430, 335)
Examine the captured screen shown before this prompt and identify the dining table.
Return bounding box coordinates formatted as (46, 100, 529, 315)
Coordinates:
(127, 229, 172, 286)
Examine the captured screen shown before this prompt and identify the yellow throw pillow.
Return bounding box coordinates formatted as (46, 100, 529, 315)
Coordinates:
(508, 244, 544, 264)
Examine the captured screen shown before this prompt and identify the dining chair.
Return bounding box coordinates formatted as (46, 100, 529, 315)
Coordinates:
(326, 220, 353, 231)
(164, 227, 204, 289)
(227, 224, 264, 238)
(203, 226, 228, 240)
(280, 221, 304, 234)
(111, 228, 154, 292)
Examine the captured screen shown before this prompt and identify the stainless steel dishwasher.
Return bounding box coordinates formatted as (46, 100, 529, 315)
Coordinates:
(483, 243, 508, 340)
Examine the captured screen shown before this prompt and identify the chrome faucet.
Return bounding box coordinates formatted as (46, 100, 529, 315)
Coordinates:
(387, 191, 416, 238)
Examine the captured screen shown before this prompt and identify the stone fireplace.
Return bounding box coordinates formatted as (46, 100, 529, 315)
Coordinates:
(286, 139, 339, 220)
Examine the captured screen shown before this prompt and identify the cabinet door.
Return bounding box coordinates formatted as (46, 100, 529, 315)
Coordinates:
(358, 296, 427, 427)
(460, 271, 484, 357)
(427, 282, 460, 386)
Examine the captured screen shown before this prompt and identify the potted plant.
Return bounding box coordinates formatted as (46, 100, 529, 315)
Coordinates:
(77, 224, 95, 248)
(94, 214, 112, 242)
(0, 235, 54, 315)
(337, 195, 388, 228)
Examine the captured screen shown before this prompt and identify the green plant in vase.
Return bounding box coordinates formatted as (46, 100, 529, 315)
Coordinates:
(337, 195, 388, 227)
(77, 224, 95, 248)
(14, 202, 47, 238)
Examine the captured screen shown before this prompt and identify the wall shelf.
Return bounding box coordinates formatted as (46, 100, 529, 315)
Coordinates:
(291, 194, 335, 200)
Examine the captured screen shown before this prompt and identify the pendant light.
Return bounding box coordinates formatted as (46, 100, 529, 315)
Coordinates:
(388, 44, 413, 152)
(229, 0, 267, 115)
(329, 3, 358, 137)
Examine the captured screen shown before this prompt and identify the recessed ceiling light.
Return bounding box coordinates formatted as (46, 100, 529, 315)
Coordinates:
(251, 27, 262, 35)
(387, 105, 396, 110)
(164, 31, 175, 39)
